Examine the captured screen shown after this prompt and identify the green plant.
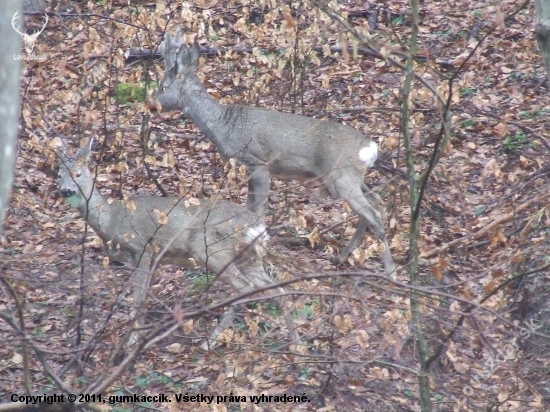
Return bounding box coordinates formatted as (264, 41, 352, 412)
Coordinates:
(519, 111, 532, 119)
(136, 371, 174, 387)
(503, 131, 528, 152)
(299, 368, 311, 380)
(509, 70, 526, 82)
(460, 87, 475, 97)
(207, 32, 220, 41)
(474, 205, 487, 216)
(460, 119, 474, 128)
(391, 16, 404, 25)
(72, 376, 89, 386)
(298, 298, 320, 320)
(185, 269, 211, 291)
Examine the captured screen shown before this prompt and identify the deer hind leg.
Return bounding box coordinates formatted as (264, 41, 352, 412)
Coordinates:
(245, 165, 271, 216)
(234, 260, 300, 344)
(200, 256, 299, 350)
(327, 177, 395, 277)
(239, 262, 300, 346)
(361, 183, 381, 210)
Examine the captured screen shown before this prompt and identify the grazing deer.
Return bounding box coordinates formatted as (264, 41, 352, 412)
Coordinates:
(149, 30, 396, 276)
(56, 138, 298, 349)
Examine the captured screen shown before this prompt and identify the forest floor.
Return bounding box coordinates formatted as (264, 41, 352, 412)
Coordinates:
(2, 0, 550, 411)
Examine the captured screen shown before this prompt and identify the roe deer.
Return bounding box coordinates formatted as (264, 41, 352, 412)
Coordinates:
(56, 137, 299, 349)
(150, 30, 395, 276)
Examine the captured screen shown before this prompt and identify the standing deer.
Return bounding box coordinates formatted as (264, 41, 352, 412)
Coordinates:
(56, 137, 298, 349)
(149, 30, 395, 276)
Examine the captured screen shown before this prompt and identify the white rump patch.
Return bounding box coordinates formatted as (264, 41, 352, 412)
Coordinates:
(245, 224, 269, 244)
(358, 141, 378, 167)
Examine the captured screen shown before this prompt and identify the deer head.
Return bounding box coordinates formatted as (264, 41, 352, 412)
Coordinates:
(12, 11, 48, 55)
(149, 30, 201, 113)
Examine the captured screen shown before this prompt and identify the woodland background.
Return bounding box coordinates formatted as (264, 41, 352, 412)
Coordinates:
(1, 0, 550, 411)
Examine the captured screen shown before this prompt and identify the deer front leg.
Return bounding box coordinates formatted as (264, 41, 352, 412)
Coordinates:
(128, 254, 154, 345)
(276, 292, 300, 346)
(245, 166, 271, 216)
(200, 305, 239, 351)
(199, 261, 249, 351)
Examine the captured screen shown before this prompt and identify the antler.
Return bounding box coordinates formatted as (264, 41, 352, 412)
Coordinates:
(35, 14, 49, 37)
(11, 10, 25, 36)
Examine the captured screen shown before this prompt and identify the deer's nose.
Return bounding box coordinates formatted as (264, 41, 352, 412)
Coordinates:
(147, 98, 160, 112)
(60, 189, 75, 198)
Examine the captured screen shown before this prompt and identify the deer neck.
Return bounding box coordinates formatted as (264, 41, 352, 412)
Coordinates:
(180, 77, 238, 153)
(75, 186, 112, 237)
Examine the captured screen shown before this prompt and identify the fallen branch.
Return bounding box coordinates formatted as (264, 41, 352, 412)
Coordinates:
(421, 193, 550, 258)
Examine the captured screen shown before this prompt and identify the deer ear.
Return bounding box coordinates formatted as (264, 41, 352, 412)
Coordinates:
(53, 136, 68, 161)
(161, 32, 170, 54)
(175, 43, 195, 74)
(190, 41, 200, 71)
(58, 136, 68, 150)
(174, 29, 183, 45)
(76, 138, 93, 161)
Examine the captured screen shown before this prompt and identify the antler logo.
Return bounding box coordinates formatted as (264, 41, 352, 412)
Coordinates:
(12, 11, 48, 55)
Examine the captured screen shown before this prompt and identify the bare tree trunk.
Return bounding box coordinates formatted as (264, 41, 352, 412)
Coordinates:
(0, 0, 22, 229)
(401, 0, 433, 410)
(535, 0, 550, 88)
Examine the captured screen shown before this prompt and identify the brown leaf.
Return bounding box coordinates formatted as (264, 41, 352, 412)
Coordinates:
(352, 248, 366, 264)
(484, 279, 497, 294)
(11, 352, 23, 365)
(431, 265, 443, 282)
(385, 136, 399, 150)
(187, 197, 201, 206)
(356, 330, 369, 349)
(481, 158, 502, 179)
(155, 209, 168, 225)
(491, 269, 504, 278)
(281, 5, 295, 32)
(307, 226, 320, 248)
(124, 199, 137, 214)
(493, 122, 508, 139)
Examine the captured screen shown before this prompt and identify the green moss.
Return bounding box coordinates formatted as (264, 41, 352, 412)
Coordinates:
(113, 82, 152, 104)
